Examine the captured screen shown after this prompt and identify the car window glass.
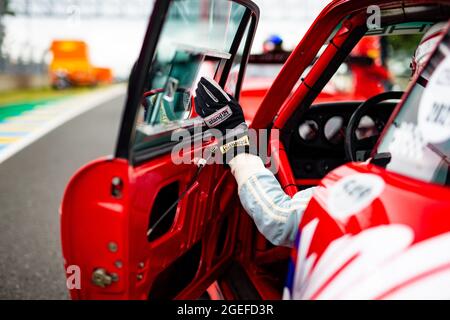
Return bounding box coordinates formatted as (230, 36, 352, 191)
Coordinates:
(133, 0, 250, 153)
(376, 27, 450, 186)
(225, 22, 252, 98)
(303, 22, 431, 105)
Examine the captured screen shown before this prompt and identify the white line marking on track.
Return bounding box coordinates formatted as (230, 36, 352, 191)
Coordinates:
(0, 84, 126, 164)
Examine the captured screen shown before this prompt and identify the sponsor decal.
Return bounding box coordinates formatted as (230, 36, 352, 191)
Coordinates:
(388, 122, 425, 162)
(327, 174, 385, 221)
(204, 105, 232, 127)
(418, 55, 450, 143)
(219, 135, 250, 154)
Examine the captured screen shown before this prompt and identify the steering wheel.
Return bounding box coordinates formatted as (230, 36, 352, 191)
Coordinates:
(345, 91, 404, 162)
(142, 87, 190, 106)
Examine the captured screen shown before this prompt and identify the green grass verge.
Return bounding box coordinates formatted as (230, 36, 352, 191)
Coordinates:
(0, 86, 104, 106)
(0, 101, 51, 122)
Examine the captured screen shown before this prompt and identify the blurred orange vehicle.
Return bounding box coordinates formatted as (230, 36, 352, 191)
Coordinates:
(49, 40, 113, 89)
(93, 67, 114, 85)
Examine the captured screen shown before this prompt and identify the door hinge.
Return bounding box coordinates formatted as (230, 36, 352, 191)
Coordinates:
(111, 177, 123, 199)
(92, 268, 118, 288)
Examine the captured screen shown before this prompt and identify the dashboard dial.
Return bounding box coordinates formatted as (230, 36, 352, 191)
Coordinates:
(298, 120, 319, 142)
(324, 116, 345, 145)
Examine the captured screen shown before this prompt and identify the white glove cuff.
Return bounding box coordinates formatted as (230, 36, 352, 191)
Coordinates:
(229, 153, 267, 190)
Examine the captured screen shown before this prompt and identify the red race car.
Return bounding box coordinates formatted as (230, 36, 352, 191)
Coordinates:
(61, 0, 450, 299)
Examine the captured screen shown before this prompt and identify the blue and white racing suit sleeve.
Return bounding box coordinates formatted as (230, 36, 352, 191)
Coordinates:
(229, 153, 316, 248)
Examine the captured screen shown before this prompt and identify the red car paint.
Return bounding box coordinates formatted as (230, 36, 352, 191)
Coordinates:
(61, 0, 450, 300)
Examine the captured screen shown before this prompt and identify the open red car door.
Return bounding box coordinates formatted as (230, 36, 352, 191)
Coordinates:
(61, 0, 259, 300)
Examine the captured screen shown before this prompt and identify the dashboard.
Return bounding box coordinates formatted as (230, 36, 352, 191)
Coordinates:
(287, 101, 397, 181)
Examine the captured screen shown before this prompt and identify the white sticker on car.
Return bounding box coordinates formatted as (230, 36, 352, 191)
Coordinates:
(327, 174, 385, 221)
(290, 220, 450, 300)
(388, 122, 425, 163)
(418, 55, 450, 143)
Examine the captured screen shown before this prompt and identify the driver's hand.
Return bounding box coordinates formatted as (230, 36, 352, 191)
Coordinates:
(194, 77, 249, 163)
(195, 77, 246, 134)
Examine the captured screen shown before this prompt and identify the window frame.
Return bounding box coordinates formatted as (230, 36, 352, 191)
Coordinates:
(114, 0, 259, 166)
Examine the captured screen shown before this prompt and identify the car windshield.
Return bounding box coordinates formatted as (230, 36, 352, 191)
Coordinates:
(314, 26, 431, 101)
(375, 25, 450, 186)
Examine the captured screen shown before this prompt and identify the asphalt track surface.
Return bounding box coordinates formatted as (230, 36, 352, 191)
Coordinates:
(0, 94, 125, 299)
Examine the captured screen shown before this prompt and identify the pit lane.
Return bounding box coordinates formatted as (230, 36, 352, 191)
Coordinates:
(0, 91, 125, 299)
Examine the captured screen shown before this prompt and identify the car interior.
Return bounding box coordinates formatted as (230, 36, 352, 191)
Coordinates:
(211, 7, 450, 300)
(281, 30, 435, 188)
(290, 100, 397, 186)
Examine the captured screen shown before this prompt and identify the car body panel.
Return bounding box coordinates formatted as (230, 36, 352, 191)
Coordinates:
(286, 162, 450, 299)
(61, 157, 130, 299)
(61, 147, 243, 299)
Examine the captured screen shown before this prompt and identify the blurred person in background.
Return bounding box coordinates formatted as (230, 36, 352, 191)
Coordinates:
(263, 35, 287, 54)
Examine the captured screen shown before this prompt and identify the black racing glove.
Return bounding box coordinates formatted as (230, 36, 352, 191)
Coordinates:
(194, 77, 250, 163)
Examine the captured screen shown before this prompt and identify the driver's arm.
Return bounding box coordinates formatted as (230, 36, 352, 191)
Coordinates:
(229, 153, 315, 248)
(194, 77, 315, 248)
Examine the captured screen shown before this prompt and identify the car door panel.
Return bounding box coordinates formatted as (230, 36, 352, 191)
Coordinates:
(61, 158, 130, 299)
(61, 0, 259, 299)
(129, 153, 240, 299)
(61, 149, 242, 299)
